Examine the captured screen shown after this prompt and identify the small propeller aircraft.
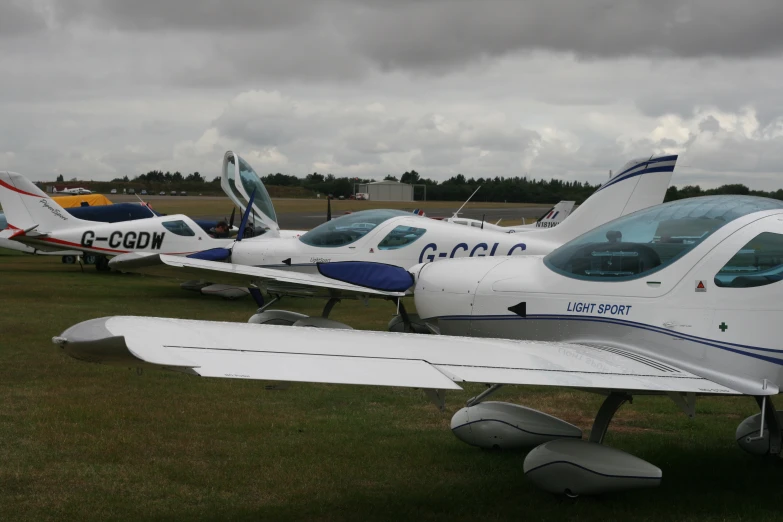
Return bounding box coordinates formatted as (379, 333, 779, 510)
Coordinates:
(111, 154, 678, 324)
(0, 171, 240, 270)
(54, 186, 92, 195)
(0, 203, 241, 264)
(445, 188, 575, 232)
(55, 195, 783, 497)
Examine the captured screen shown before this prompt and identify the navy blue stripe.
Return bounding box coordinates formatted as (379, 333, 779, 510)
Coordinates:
(613, 155, 678, 179)
(525, 460, 661, 481)
(452, 419, 581, 439)
(596, 164, 676, 192)
(439, 313, 783, 365)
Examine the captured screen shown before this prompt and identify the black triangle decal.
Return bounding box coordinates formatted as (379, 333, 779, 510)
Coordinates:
(282, 258, 292, 266)
(507, 302, 526, 318)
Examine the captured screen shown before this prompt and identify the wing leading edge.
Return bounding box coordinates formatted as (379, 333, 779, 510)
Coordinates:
(53, 316, 756, 396)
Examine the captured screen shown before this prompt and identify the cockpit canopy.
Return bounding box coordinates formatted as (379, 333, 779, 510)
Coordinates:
(222, 152, 278, 234)
(299, 209, 411, 248)
(544, 196, 783, 281)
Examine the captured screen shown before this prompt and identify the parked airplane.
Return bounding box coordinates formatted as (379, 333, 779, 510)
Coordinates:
(0, 171, 237, 270)
(446, 200, 575, 233)
(112, 154, 678, 322)
(55, 195, 783, 496)
(54, 187, 92, 195)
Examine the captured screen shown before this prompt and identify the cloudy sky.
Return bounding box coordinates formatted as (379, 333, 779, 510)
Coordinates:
(2, 1, 783, 189)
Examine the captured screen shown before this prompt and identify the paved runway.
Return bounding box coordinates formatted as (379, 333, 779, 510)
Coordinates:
(109, 194, 551, 230)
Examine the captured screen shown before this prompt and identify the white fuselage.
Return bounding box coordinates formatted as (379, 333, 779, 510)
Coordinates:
(17, 214, 233, 256)
(231, 215, 561, 273)
(414, 209, 783, 394)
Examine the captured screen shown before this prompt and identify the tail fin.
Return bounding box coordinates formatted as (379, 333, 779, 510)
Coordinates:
(535, 200, 575, 226)
(542, 155, 677, 243)
(0, 171, 91, 232)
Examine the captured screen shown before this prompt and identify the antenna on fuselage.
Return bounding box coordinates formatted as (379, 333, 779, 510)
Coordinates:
(453, 186, 481, 219)
(135, 193, 156, 217)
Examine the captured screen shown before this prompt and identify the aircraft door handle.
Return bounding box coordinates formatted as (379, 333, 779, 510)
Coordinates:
(662, 321, 677, 328)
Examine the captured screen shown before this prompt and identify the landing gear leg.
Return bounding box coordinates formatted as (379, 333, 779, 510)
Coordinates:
(321, 297, 340, 319)
(95, 255, 111, 272)
(753, 396, 782, 456)
(397, 298, 413, 332)
(589, 392, 632, 444)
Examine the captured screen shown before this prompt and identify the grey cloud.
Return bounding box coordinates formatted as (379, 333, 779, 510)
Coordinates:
(0, 1, 48, 36)
(698, 115, 722, 133)
(44, 0, 783, 79)
(54, 0, 314, 32)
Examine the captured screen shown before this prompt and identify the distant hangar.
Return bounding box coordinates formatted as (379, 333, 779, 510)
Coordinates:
(355, 181, 414, 202)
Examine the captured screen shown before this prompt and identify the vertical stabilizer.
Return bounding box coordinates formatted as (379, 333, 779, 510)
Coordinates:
(540, 155, 677, 244)
(0, 171, 92, 232)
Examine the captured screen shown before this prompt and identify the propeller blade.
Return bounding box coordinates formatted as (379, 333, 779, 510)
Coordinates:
(228, 207, 236, 229)
(236, 188, 257, 242)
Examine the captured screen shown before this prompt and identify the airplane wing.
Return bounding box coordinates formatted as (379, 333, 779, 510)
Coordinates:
(109, 253, 406, 298)
(54, 316, 757, 396)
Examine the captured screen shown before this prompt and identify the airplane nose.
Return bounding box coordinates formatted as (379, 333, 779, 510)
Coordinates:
(413, 257, 507, 321)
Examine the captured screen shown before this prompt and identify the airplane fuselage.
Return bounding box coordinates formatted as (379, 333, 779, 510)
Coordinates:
(231, 215, 561, 273)
(17, 214, 233, 256)
(415, 207, 783, 394)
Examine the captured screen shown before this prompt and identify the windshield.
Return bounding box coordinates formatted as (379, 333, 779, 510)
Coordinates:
(299, 209, 411, 248)
(162, 220, 196, 237)
(544, 196, 783, 281)
(225, 154, 277, 224)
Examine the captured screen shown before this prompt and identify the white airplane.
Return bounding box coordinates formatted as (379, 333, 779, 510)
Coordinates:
(0, 211, 81, 256)
(112, 154, 678, 323)
(446, 200, 575, 233)
(54, 187, 92, 195)
(55, 194, 783, 497)
(0, 171, 240, 270)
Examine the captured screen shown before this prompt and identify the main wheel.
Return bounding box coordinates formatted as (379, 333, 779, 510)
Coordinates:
(95, 256, 111, 272)
(83, 254, 97, 265)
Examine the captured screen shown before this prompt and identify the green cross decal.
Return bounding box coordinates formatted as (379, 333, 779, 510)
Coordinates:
(719, 322, 728, 333)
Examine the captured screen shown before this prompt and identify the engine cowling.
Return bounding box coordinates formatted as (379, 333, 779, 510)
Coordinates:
(451, 401, 582, 449)
(736, 410, 783, 455)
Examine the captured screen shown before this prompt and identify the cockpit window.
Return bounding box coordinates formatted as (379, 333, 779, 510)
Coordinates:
(162, 220, 196, 237)
(544, 196, 783, 281)
(715, 232, 783, 288)
(226, 155, 277, 224)
(299, 210, 410, 248)
(378, 225, 427, 250)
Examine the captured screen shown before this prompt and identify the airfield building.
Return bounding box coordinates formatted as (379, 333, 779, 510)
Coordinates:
(356, 181, 414, 202)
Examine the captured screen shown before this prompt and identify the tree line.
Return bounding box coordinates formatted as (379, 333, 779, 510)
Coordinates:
(66, 169, 783, 204)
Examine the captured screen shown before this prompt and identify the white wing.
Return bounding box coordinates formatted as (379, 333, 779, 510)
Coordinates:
(108, 253, 404, 298)
(54, 316, 753, 395)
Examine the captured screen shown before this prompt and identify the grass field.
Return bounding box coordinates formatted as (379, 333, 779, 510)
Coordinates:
(0, 220, 781, 520)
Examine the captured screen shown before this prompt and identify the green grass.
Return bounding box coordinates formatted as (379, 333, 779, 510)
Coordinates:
(1, 250, 781, 521)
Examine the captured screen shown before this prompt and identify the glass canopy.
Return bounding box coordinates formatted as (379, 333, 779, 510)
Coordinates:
(299, 209, 411, 248)
(544, 196, 783, 281)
